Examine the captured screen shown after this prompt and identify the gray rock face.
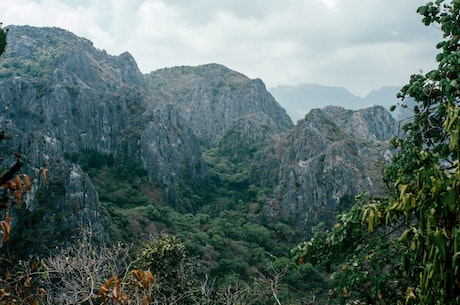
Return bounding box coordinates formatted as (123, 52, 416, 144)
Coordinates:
(0, 26, 204, 248)
(0, 26, 294, 250)
(265, 106, 396, 235)
(0, 113, 107, 246)
(48, 164, 107, 242)
(321, 105, 397, 141)
(0, 25, 399, 252)
(140, 104, 208, 211)
(3, 25, 144, 87)
(146, 64, 293, 146)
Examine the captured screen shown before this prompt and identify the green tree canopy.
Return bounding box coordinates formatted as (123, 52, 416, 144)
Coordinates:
(0, 25, 7, 57)
(293, 1, 460, 304)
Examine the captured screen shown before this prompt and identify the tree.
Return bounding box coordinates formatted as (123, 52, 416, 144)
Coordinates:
(0, 24, 6, 56)
(135, 233, 198, 304)
(293, 1, 460, 304)
(386, 1, 460, 303)
(292, 195, 404, 304)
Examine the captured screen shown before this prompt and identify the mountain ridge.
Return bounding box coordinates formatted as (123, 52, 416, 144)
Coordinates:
(269, 83, 402, 122)
(0, 25, 397, 255)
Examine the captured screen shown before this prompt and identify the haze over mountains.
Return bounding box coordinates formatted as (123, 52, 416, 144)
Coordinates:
(269, 83, 402, 122)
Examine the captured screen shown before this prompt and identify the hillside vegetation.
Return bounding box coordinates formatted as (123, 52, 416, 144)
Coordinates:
(0, 1, 458, 304)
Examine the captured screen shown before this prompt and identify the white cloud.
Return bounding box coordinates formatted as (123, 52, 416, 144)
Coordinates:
(320, 0, 338, 9)
(0, 0, 441, 96)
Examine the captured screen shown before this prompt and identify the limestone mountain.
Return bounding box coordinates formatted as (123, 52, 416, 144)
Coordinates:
(265, 105, 396, 235)
(0, 26, 292, 251)
(0, 25, 397, 256)
(145, 64, 292, 146)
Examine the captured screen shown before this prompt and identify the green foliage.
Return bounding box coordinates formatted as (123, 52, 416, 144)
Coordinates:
(137, 233, 187, 272)
(92, 161, 296, 298)
(6, 206, 46, 258)
(7, 176, 71, 258)
(204, 143, 253, 207)
(81, 129, 310, 302)
(92, 161, 151, 209)
(0, 48, 55, 79)
(387, 1, 460, 303)
(292, 195, 403, 304)
(135, 233, 199, 304)
(295, 1, 460, 304)
(0, 27, 69, 79)
(66, 149, 115, 177)
(0, 26, 6, 57)
(203, 131, 278, 213)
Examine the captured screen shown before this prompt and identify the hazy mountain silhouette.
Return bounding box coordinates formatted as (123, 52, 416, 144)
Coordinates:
(269, 83, 401, 122)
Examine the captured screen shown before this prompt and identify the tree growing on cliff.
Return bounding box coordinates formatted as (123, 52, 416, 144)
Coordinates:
(0, 24, 6, 56)
(293, 1, 460, 304)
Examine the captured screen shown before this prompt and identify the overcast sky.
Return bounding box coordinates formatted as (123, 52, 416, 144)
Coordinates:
(1, 0, 442, 96)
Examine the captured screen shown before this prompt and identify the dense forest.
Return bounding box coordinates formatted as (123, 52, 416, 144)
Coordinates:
(0, 1, 459, 304)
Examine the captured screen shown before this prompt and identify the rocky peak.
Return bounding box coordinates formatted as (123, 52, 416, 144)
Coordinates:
(321, 105, 397, 141)
(0, 26, 297, 252)
(1, 25, 144, 88)
(0, 25, 399, 254)
(265, 106, 395, 236)
(145, 63, 293, 146)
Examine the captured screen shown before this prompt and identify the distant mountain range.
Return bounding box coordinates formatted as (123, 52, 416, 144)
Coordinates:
(269, 83, 403, 122)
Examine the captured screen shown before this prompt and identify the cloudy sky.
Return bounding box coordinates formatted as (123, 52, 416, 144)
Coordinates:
(1, 0, 442, 96)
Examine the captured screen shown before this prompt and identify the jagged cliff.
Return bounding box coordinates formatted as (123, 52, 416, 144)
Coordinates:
(0, 26, 292, 250)
(264, 105, 396, 234)
(0, 25, 397, 253)
(145, 64, 292, 146)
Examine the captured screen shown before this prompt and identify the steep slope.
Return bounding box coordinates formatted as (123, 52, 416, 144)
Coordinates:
(0, 26, 208, 251)
(0, 25, 401, 261)
(0, 26, 294, 253)
(322, 105, 397, 141)
(0, 26, 144, 87)
(264, 106, 396, 235)
(146, 64, 293, 146)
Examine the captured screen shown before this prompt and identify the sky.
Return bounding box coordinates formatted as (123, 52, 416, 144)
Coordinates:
(1, 0, 443, 96)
